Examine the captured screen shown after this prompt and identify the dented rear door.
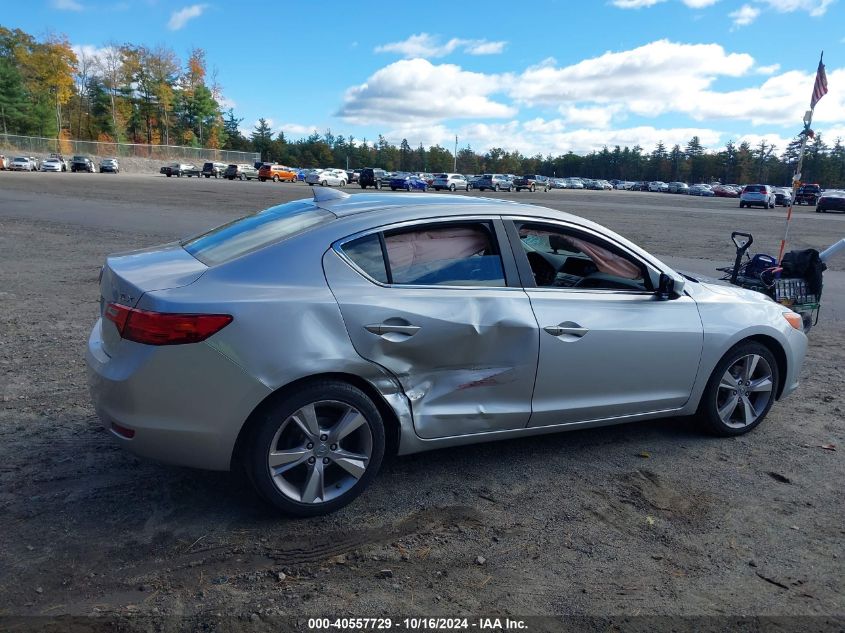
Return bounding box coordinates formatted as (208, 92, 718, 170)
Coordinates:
(323, 219, 539, 440)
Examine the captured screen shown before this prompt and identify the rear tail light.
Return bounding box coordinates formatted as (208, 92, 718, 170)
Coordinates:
(105, 303, 232, 345)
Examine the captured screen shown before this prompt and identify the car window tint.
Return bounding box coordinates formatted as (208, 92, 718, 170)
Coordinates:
(341, 234, 388, 283)
(383, 223, 505, 287)
(183, 200, 332, 266)
(517, 223, 648, 291)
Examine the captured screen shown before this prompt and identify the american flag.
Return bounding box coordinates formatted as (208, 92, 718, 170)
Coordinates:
(810, 54, 828, 109)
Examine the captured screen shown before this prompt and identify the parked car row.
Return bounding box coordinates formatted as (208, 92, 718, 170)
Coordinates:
(0, 153, 120, 173)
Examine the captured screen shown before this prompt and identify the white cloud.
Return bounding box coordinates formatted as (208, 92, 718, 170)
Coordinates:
(457, 120, 725, 156)
(52, 0, 83, 10)
(558, 105, 623, 129)
(338, 58, 516, 125)
(613, 0, 720, 7)
(375, 33, 507, 58)
(167, 4, 208, 30)
(509, 40, 754, 114)
(612, 0, 665, 7)
(279, 123, 319, 136)
(758, 0, 834, 15)
(756, 63, 781, 74)
(730, 4, 762, 25)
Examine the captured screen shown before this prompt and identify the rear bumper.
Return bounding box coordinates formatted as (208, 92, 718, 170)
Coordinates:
(86, 318, 271, 471)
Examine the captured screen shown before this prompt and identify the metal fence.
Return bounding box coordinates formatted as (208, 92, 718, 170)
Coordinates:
(0, 134, 258, 164)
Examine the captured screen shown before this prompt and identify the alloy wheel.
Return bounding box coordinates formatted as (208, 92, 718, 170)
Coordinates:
(716, 354, 774, 429)
(267, 400, 373, 504)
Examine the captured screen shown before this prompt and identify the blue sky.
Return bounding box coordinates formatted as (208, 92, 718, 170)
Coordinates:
(7, 0, 845, 155)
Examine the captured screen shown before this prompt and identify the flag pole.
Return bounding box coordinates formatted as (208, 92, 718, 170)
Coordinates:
(778, 51, 826, 263)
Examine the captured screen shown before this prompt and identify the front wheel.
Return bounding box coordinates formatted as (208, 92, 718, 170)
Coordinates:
(273, 175, 279, 183)
(697, 342, 779, 437)
(246, 381, 385, 517)
(449, 184, 456, 192)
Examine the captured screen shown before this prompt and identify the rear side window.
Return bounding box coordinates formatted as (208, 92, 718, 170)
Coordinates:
(183, 200, 332, 265)
(341, 234, 389, 283)
(342, 222, 505, 287)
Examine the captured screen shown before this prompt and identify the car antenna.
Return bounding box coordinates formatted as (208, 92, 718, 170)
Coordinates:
(312, 187, 351, 203)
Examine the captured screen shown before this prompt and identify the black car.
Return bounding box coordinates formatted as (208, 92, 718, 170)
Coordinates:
(346, 169, 361, 184)
(795, 184, 822, 205)
(202, 162, 227, 178)
(70, 155, 94, 173)
(816, 190, 845, 213)
(359, 168, 388, 189)
(160, 163, 200, 177)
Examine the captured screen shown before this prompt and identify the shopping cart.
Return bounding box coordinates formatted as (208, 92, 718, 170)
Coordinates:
(717, 232, 843, 331)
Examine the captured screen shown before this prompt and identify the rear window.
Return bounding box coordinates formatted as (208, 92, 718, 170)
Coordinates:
(745, 185, 765, 192)
(203, 162, 214, 169)
(183, 200, 333, 266)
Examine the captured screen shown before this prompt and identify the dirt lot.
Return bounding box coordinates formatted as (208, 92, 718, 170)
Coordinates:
(0, 173, 843, 630)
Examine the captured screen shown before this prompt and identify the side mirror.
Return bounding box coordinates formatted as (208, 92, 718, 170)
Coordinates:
(657, 273, 680, 300)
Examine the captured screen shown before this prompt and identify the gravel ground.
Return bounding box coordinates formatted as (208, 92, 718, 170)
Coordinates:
(0, 173, 843, 630)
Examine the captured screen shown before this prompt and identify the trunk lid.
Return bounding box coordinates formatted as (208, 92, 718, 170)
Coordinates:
(99, 243, 207, 355)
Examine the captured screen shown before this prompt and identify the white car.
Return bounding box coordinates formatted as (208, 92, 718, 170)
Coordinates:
(306, 168, 347, 187)
(565, 178, 585, 189)
(649, 181, 669, 192)
(432, 173, 471, 191)
(40, 158, 65, 172)
(10, 156, 36, 171)
(739, 184, 776, 209)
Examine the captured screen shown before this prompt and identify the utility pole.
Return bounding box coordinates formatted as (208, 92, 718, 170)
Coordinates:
(454, 135, 458, 172)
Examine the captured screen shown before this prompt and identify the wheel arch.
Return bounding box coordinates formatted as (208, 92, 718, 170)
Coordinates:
(744, 334, 788, 399)
(231, 371, 402, 470)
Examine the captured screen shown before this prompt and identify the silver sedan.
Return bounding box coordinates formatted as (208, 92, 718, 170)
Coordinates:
(87, 189, 807, 516)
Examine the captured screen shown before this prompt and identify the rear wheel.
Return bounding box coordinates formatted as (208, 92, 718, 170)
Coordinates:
(246, 381, 385, 517)
(697, 342, 778, 437)
(449, 184, 456, 192)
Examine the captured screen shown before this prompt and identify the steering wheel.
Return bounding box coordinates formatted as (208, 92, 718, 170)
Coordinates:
(572, 273, 642, 290)
(526, 251, 557, 286)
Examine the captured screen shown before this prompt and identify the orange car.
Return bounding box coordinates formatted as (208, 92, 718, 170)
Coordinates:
(258, 164, 297, 182)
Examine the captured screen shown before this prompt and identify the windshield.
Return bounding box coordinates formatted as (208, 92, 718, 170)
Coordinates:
(183, 200, 333, 266)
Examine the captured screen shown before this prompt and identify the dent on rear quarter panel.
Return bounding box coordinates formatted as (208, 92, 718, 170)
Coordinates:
(140, 227, 413, 431)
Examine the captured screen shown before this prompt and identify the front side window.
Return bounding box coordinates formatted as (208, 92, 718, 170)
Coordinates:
(341, 222, 506, 287)
(517, 223, 649, 291)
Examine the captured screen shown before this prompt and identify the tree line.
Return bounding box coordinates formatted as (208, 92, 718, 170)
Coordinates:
(2, 25, 844, 186)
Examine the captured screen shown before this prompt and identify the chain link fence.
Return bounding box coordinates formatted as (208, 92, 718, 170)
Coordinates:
(0, 134, 258, 164)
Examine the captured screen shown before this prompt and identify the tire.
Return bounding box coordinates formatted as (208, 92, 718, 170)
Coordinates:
(405, 185, 411, 191)
(246, 380, 385, 517)
(360, 184, 367, 189)
(239, 174, 245, 181)
(340, 180, 346, 187)
(494, 184, 500, 192)
(449, 184, 456, 192)
(166, 174, 171, 177)
(434, 187, 441, 191)
(273, 175, 279, 182)
(739, 202, 744, 208)
(376, 182, 382, 190)
(205, 174, 210, 178)
(530, 185, 536, 192)
(321, 180, 327, 187)
(696, 341, 779, 437)
(465, 185, 471, 191)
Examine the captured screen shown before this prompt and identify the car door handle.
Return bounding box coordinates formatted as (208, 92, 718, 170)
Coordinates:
(544, 324, 589, 338)
(365, 324, 421, 336)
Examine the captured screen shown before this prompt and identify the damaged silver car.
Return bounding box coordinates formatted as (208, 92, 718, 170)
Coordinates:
(87, 188, 807, 516)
